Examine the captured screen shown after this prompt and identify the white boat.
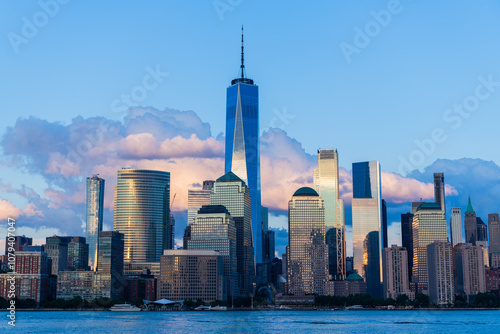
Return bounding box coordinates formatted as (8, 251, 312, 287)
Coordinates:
(211, 306, 227, 311)
(110, 304, 142, 312)
(345, 305, 363, 310)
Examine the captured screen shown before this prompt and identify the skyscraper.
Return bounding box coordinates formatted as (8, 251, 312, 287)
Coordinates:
(45, 236, 72, 275)
(94, 231, 125, 299)
(187, 180, 214, 226)
(314, 149, 346, 280)
(382, 245, 411, 300)
(210, 171, 254, 295)
(187, 205, 238, 298)
(450, 207, 463, 247)
(427, 241, 454, 305)
(400, 213, 414, 280)
(476, 217, 488, 242)
(464, 196, 477, 244)
(382, 199, 388, 249)
(224, 27, 262, 265)
(86, 175, 104, 271)
(67, 237, 89, 271)
(455, 243, 486, 300)
(113, 169, 170, 263)
(488, 214, 500, 261)
(287, 187, 328, 296)
(352, 161, 382, 298)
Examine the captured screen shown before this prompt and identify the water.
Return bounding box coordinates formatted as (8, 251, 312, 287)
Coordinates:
(2, 310, 500, 333)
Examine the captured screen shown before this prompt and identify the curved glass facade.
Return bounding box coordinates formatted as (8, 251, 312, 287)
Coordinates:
(113, 169, 170, 263)
(86, 175, 104, 271)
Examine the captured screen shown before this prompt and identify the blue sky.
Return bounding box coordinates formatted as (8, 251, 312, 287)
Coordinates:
(1, 1, 500, 256)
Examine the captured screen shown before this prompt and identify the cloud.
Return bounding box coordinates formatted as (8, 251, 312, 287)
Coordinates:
(0, 198, 22, 221)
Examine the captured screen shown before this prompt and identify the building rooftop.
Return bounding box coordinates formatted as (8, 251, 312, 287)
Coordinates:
(417, 202, 441, 210)
(216, 171, 245, 184)
(197, 205, 230, 216)
(293, 187, 319, 197)
(346, 273, 363, 281)
(465, 196, 475, 214)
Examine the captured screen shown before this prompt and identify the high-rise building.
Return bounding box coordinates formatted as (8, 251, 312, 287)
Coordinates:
(187, 205, 238, 298)
(94, 231, 125, 299)
(314, 149, 346, 280)
(427, 241, 454, 305)
(454, 243, 486, 300)
(382, 245, 412, 300)
(67, 237, 89, 271)
(464, 196, 477, 244)
(4, 235, 32, 254)
(113, 169, 170, 263)
(187, 180, 214, 226)
(489, 213, 500, 264)
(210, 171, 254, 295)
(382, 200, 388, 249)
(57, 271, 96, 300)
(400, 213, 414, 281)
(86, 175, 104, 271)
(224, 27, 262, 266)
(450, 207, 463, 247)
(476, 217, 488, 242)
(45, 236, 72, 275)
(411, 173, 448, 294)
(159, 250, 225, 302)
(352, 161, 382, 298)
(287, 187, 328, 296)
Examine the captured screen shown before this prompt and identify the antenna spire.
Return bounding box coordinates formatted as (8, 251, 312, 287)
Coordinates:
(240, 25, 245, 78)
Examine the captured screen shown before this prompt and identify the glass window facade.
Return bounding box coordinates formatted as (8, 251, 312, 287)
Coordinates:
(86, 175, 104, 271)
(113, 169, 170, 262)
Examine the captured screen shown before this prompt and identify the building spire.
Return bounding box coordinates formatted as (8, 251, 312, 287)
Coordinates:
(240, 25, 246, 79)
(465, 195, 475, 214)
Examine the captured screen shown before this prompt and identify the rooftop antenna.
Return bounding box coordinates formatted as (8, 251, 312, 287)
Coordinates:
(240, 25, 245, 78)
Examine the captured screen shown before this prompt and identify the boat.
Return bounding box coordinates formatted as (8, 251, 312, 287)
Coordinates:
(345, 305, 363, 310)
(211, 306, 227, 311)
(110, 304, 142, 312)
(193, 305, 212, 311)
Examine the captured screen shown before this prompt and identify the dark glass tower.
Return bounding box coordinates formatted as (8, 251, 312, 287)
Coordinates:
(225, 27, 262, 265)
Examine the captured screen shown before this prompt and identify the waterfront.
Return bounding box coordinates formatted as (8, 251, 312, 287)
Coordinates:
(2, 310, 500, 333)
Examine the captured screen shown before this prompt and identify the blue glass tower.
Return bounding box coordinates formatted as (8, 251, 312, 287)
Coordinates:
(225, 27, 262, 265)
(86, 174, 105, 271)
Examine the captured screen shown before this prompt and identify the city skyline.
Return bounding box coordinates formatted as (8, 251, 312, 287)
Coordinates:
(1, 2, 500, 261)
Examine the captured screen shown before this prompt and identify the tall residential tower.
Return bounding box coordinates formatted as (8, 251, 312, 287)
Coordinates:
(86, 175, 105, 271)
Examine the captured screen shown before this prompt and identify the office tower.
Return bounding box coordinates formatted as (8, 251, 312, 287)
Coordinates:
(94, 231, 124, 299)
(4, 235, 32, 254)
(464, 196, 477, 244)
(400, 213, 414, 280)
(124, 269, 157, 302)
(113, 169, 170, 263)
(346, 256, 354, 275)
(411, 173, 448, 294)
(287, 187, 328, 295)
(263, 230, 275, 262)
(57, 271, 96, 300)
(86, 175, 104, 271)
(67, 237, 89, 271)
(210, 171, 254, 295)
(476, 217, 488, 242)
(187, 205, 238, 298)
(352, 161, 382, 298)
(224, 27, 262, 266)
(382, 245, 412, 300)
(455, 243, 486, 300)
(159, 250, 224, 302)
(382, 200, 388, 249)
(485, 268, 500, 292)
(489, 214, 500, 264)
(314, 149, 346, 280)
(187, 180, 215, 226)
(45, 236, 72, 275)
(427, 241, 454, 305)
(450, 207, 463, 247)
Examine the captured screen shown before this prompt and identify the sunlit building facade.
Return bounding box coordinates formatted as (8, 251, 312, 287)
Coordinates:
(313, 149, 345, 280)
(450, 207, 463, 247)
(287, 187, 328, 296)
(187, 205, 238, 298)
(113, 169, 170, 263)
(210, 172, 254, 295)
(224, 28, 262, 266)
(187, 180, 215, 226)
(352, 161, 382, 298)
(455, 243, 486, 299)
(427, 241, 454, 305)
(382, 245, 412, 300)
(86, 175, 105, 271)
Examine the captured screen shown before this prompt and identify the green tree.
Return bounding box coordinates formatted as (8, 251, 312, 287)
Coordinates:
(396, 294, 409, 307)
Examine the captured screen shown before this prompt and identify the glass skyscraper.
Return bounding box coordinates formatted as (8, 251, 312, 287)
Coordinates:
(352, 161, 382, 298)
(86, 175, 104, 271)
(287, 187, 328, 296)
(113, 169, 170, 263)
(224, 28, 262, 265)
(450, 207, 463, 247)
(313, 149, 345, 280)
(187, 180, 214, 226)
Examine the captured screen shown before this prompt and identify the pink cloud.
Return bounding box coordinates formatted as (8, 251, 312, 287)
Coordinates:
(0, 198, 22, 221)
